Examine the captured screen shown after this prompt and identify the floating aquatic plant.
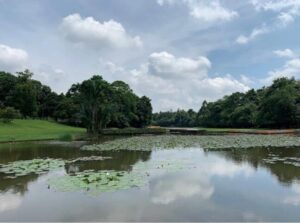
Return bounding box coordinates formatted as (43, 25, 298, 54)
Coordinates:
(66, 156, 111, 163)
(48, 158, 193, 195)
(81, 135, 300, 151)
(263, 156, 300, 167)
(48, 170, 145, 195)
(0, 158, 64, 178)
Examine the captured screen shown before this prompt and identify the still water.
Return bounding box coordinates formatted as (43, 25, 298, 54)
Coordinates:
(0, 139, 300, 221)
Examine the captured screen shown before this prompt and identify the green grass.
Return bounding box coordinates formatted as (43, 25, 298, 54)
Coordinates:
(0, 119, 86, 142)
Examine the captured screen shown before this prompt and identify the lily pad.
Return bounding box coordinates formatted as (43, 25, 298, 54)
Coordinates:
(48, 158, 193, 195)
(66, 156, 112, 163)
(81, 135, 300, 151)
(0, 158, 64, 178)
(48, 170, 145, 195)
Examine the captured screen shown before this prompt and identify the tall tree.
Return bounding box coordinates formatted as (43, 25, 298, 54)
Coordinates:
(79, 75, 112, 133)
(136, 96, 152, 127)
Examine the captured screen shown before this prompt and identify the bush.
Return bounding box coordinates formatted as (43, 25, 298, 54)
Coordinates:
(0, 107, 21, 123)
(58, 133, 73, 141)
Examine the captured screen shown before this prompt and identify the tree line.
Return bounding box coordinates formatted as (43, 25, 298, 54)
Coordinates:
(0, 70, 152, 133)
(153, 77, 300, 128)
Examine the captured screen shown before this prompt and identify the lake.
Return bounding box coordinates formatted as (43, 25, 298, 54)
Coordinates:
(0, 136, 300, 221)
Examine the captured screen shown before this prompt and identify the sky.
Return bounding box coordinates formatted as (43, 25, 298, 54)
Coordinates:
(0, 0, 300, 112)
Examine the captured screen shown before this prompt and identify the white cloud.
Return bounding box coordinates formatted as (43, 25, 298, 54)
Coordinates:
(251, 0, 300, 24)
(236, 26, 269, 44)
(273, 48, 295, 58)
(0, 44, 28, 72)
(102, 51, 249, 111)
(157, 0, 238, 23)
(237, 0, 300, 45)
(251, 0, 300, 13)
(60, 13, 142, 49)
(240, 75, 254, 85)
(262, 50, 300, 84)
(34, 64, 68, 93)
(186, 0, 238, 22)
(266, 59, 300, 82)
(278, 12, 295, 25)
(148, 51, 211, 79)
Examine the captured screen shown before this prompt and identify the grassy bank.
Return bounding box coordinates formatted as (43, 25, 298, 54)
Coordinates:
(0, 119, 85, 142)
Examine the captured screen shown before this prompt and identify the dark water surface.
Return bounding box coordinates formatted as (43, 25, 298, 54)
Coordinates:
(0, 140, 300, 221)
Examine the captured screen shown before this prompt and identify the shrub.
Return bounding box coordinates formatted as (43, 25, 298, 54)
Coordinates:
(58, 133, 73, 141)
(0, 107, 21, 123)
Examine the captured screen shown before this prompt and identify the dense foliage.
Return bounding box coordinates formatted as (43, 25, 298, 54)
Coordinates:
(153, 77, 300, 128)
(0, 107, 21, 123)
(0, 70, 152, 133)
(152, 109, 197, 127)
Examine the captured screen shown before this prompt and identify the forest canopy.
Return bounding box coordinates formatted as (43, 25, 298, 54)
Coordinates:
(0, 70, 152, 133)
(153, 77, 300, 129)
(1, 69, 299, 130)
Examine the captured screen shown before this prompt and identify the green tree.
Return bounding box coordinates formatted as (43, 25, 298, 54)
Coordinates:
(256, 78, 299, 128)
(136, 96, 152, 127)
(0, 71, 17, 106)
(0, 107, 21, 123)
(79, 75, 112, 133)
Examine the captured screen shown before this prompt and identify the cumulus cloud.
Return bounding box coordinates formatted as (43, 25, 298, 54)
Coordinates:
(262, 49, 300, 84)
(0, 44, 28, 72)
(157, 0, 238, 23)
(102, 51, 249, 111)
(273, 48, 295, 58)
(148, 51, 210, 79)
(60, 13, 142, 49)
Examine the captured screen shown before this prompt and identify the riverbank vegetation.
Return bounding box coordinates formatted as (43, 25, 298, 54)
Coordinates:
(153, 77, 300, 128)
(0, 70, 152, 134)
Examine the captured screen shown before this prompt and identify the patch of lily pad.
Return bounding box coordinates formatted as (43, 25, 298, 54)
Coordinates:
(0, 158, 64, 178)
(47, 159, 192, 195)
(48, 170, 145, 195)
(81, 135, 300, 151)
(263, 156, 300, 166)
(66, 156, 111, 163)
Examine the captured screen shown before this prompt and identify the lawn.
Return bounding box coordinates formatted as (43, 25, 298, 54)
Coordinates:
(0, 119, 86, 142)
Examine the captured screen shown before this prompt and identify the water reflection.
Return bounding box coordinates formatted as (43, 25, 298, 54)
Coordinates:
(64, 151, 151, 174)
(208, 147, 300, 184)
(0, 173, 38, 194)
(150, 172, 214, 205)
(0, 141, 300, 221)
(0, 191, 22, 212)
(149, 149, 254, 205)
(283, 181, 300, 206)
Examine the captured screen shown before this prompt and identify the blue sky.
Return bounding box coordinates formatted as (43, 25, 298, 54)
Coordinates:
(0, 0, 300, 111)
